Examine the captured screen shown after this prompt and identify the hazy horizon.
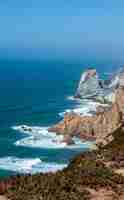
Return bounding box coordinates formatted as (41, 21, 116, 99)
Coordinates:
(0, 1, 124, 61)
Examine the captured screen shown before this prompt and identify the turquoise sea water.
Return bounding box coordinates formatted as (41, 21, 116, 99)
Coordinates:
(0, 59, 119, 178)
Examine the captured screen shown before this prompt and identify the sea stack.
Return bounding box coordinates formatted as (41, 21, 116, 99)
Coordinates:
(75, 68, 102, 99)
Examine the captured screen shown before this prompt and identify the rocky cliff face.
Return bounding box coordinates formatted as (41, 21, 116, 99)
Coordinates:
(49, 68, 124, 146)
(116, 87, 124, 115)
(49, 102, 122, 145)
(75, 68, 102, 99)
(75, 68, 123, 103)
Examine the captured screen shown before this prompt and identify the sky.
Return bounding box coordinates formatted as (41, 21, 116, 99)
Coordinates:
(0, 0, 124, 60)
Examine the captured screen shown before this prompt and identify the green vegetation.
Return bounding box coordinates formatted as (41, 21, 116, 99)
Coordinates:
(4, 153, 124, 199)
(1, 126, 124, 199)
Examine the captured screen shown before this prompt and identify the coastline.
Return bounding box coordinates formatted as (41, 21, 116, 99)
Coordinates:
(2, 126, 124, 200)
(48, 68, 124, 148)
(1, 67, 124, 199)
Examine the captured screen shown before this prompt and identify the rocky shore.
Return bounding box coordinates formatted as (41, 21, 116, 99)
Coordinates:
(1, 68, 124, 199)
(49, 68, 124, 147)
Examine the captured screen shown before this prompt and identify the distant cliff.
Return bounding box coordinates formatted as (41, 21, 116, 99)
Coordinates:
(75, 68, 102, 99)
(75, 68, 124, 103)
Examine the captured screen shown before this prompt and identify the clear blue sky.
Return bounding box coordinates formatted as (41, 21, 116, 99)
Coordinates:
(0, 0, 124, 60)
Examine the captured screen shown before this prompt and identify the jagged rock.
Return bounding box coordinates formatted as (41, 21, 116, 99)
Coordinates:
(49, 68, 124, 146)
(75, 68, 122, 103)
(49, 102, 121, 145)
(75, 68, 102, 99)
(21, 125, 32, 132)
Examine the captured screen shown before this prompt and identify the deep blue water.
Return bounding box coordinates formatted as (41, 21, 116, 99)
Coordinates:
(0, 59, 119, 178)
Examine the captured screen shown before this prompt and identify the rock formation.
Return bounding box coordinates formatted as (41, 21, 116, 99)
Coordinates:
(75, 68, 102, 99)
(49, 102, 122, 145)
(75, 67, 124, 103)
(49, 68, 124, 146)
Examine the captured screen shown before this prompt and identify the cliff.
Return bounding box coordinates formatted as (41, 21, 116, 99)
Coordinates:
(49, 102, 122, 145)
(75, 68, 102, 99)
(75, 68, 120, 102)
(49, 68, 124, 146)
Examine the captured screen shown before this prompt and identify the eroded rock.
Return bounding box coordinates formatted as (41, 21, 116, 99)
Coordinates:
(49, 68, 124, 147)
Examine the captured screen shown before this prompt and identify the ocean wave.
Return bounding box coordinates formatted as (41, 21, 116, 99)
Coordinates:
(12, 125, 67, 149)
(66, 96, 75, 101)
(59, 100, 108, 117)
(0, 157, 67, 174)
(12, 125, 94, 149)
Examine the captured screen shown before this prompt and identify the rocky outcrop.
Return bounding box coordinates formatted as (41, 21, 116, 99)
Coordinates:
(75, 68, 102, 99)
(75, 67, 124, 103)
(49, 68, 124, 146)
(49, 102, 122, 144)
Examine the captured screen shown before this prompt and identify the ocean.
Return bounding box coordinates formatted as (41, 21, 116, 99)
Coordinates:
(0, 58, 119, 178)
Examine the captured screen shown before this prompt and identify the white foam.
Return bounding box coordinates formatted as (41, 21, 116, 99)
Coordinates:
(59, 100, 108, 117)
(59, 109, 72, 117)
(12, 125, 94, 149)
(67, 96, 75, 101)
(12, 126, 67, 149)
(0, 157, 67, 174)
(69, 138, 95, 149)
